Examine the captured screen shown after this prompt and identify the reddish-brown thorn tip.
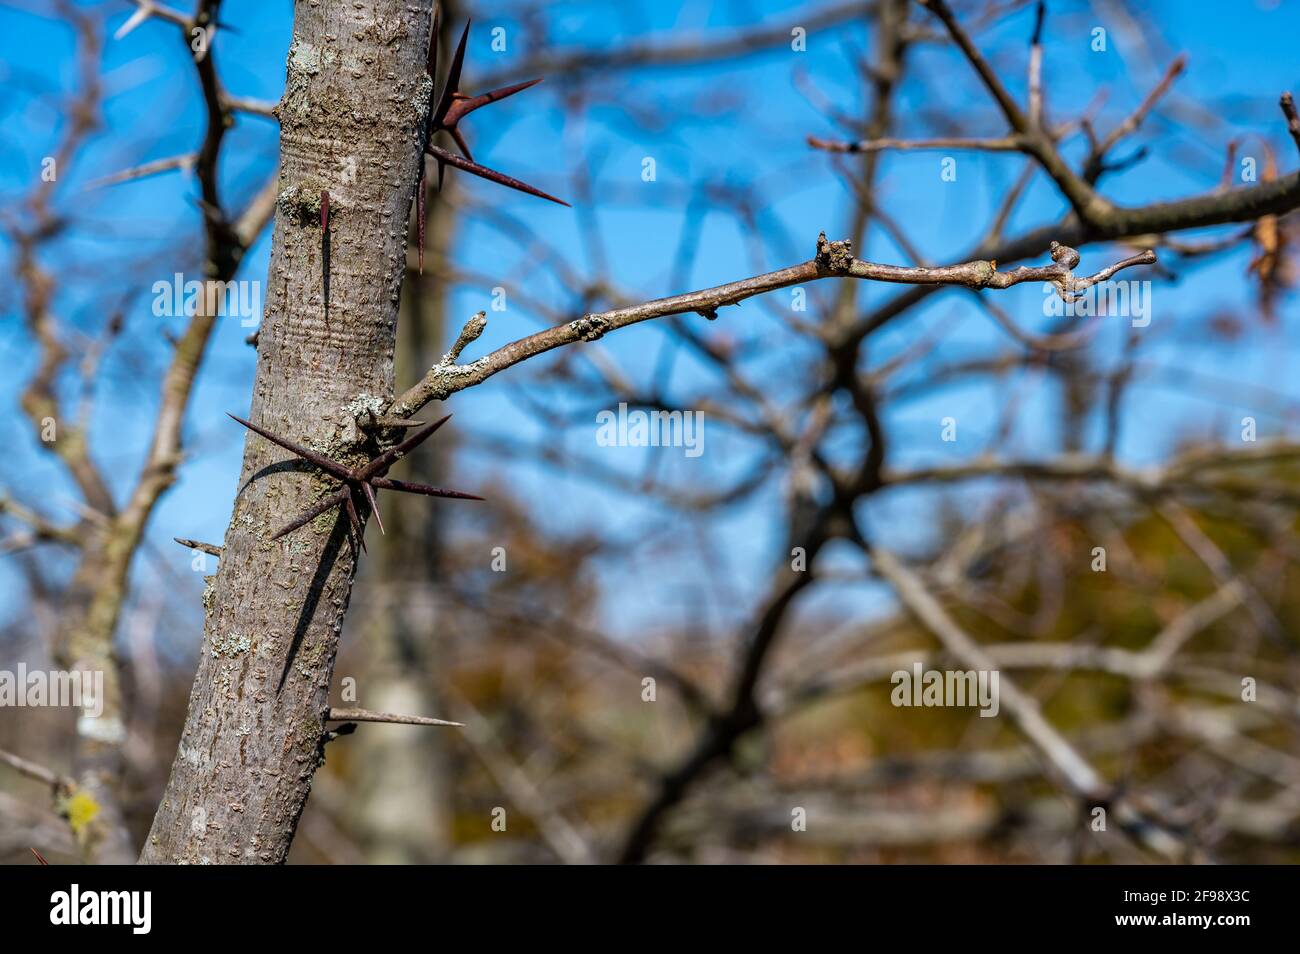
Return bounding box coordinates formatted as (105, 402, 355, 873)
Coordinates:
(30, 847, 49, 865)
(360, 480, 385, 535)
(450, 126, 473, 162)
(370, 476, 485, 501)
(426, 144, 570, 207)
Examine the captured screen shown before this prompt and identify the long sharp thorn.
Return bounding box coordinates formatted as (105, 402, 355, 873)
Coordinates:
(30, 847, 49, 865)
(321, 190, 331, 319)
(425, 144, 570, 207)
(227, 413, 354, 480)
(437, 157, 446, 192)
(358, 413, 453, 480)
(443, 78, 544, 127)
(417, 172, 426, 274)
(432, 19, 471, 126)
(427, 3, 440, 80)
(272, 488, 350, 539)
(450, 126, 473, 161)
(361, 481, 385, 535)
(370, 476, 485, 501)
(344, 493, 366, 553)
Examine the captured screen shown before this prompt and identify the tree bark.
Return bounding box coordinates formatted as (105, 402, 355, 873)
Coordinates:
(140, 0, 433, 864)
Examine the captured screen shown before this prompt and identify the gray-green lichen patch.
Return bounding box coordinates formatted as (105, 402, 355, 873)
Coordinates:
(281, 38, 323, 122)
(342, 392, 386, 444)
(344, 392, 386, 419)
(211, 632, 253, 658)
(411, 73, 434, 129)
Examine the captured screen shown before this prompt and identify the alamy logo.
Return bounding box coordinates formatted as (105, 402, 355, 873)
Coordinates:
(891, 663, 1000, 717)
(596, 402, 704, 458)
(1044, 279, 1151, 327)
(151, 273, 262, 327)
(50, 885, 151, 934)
(0, 665, 103, 718)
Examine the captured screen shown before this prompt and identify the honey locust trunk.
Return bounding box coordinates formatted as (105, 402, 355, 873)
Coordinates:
(140, 0, 433, 864)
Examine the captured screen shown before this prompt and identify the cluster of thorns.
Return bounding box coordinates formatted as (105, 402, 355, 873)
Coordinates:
(237, 14, 569, 552)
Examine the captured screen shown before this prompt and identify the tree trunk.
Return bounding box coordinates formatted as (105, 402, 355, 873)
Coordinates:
(140, 0, 433, 864)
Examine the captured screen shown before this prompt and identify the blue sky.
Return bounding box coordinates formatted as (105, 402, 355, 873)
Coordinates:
(1, 0, 1297, 644)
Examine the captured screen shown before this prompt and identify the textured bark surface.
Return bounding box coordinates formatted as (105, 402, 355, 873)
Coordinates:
(140, 0, 433, 864)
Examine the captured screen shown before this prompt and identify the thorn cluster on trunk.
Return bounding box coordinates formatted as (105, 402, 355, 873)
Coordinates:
(228, 412, 481, 553)
(415, 10, 570, 272)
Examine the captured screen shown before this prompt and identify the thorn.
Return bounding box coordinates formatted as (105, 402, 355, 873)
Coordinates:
(432, 19, 472, 128)
(321, 190, 331, 319)
(442, 78, 544, 129)
(357, 414, 453, 480)
(449, 126, 473, 161)
(417, 172, 426, 274)
(370, 476, 484, 501)
(327, 707, 463, 727)
(343, 493, 366, 553)
(360, 480, 385, 535)
(174, 536, 222, 557)
(30, 847, 49, 865)
(426, 3, 441, 81)
(271, 487, 349, 540)
(237, 407, 477, 545)
(426, 144, 570, 207)
(227, 413, 354, 481)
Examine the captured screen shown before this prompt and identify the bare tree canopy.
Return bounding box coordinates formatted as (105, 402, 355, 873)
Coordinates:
(1, 0, 1299, 886)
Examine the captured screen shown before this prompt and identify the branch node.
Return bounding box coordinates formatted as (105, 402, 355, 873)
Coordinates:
(571, 314, 609, 342)
(815, 231, 855, 274)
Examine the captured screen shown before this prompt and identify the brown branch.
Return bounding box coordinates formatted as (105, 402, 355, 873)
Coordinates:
(389, 234, 1154, 418)
(0, 494, 81, 548)
(917, 0, 1113, 224)
(808, 134, 1024, 153)
(475, 1, 876, 87)
(0, 748, 74, 794)
(85, 152, 197, 189)
(1095, 55, 1187, 159)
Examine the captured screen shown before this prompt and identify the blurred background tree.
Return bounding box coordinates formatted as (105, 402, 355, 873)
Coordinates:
(1, 0, 1298, 863)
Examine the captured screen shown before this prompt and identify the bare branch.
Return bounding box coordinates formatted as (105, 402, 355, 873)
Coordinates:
(390, 234, 1154, 417)
(0, 748, 73, 793)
